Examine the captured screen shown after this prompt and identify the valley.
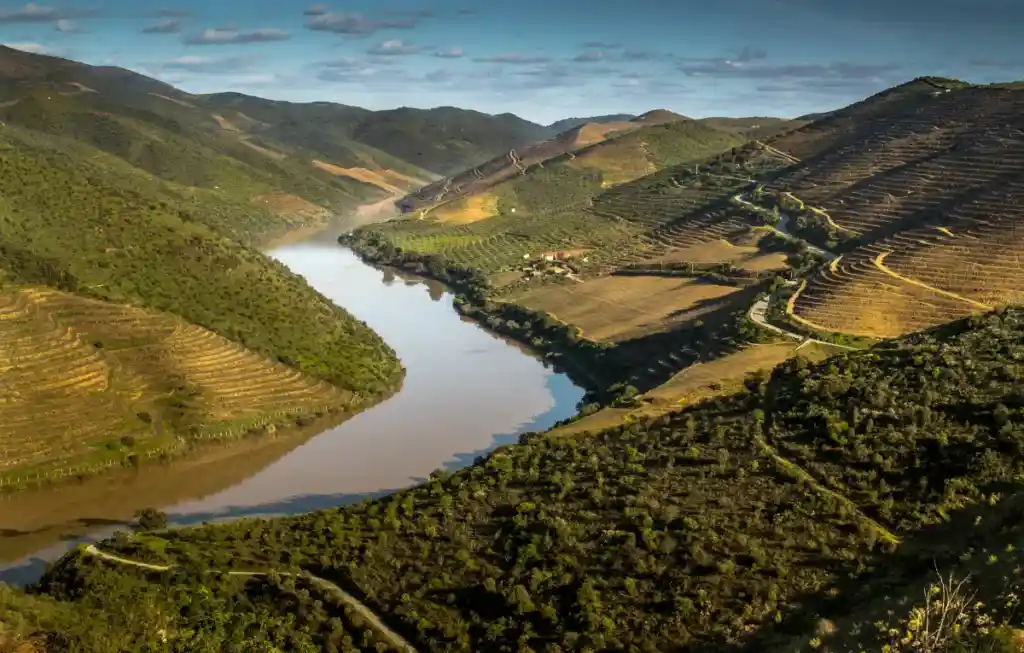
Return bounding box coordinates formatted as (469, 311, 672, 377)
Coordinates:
(1, 39, 1023, 653)
(0, 241, 583, 585)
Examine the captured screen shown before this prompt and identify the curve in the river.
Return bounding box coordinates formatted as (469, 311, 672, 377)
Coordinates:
(0, 239, 584, 586)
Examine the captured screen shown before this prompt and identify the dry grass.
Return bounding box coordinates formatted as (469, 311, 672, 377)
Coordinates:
(653, 239, 758, 264)
(488, 269, 525, 287)
(566, 121, 635, 148)
(570, 141, 656, 187)
(430, 194, 500, 223)
(645, 239, 788, 272)
(210, 113, 241, 132)
(0, 286, 350, 484)
(378, 167, 431, 188)
(740, 252, 789, 272)
(253, 192, 330, 221)
(513, 274, 740, 341)
(551, 342, 831, 437)
(311, 160, 406, 195)
(147, 92, 196, 109)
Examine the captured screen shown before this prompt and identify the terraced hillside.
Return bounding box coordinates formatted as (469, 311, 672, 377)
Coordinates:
(399, 113, 742, 221)
(399, 110, 689, 215)
(752, 77, 1024, 338)
(17, 307, 1024, 653)
(365, 142, 778, 279)
(346, 142, 819, 407)
(0, 77, 403, 486)
(0, 285, 350, 487)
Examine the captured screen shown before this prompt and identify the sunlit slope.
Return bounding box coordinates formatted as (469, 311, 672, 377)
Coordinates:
(0, 284, 350, 486)
(0, 123, 402, 396)
(0, 89, 388, 240)
(755, 78, 1024, 337)
(363, 142, 790, 279)
(411, 120, 749, 225)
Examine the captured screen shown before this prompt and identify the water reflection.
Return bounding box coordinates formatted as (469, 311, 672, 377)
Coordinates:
(0, 243, 583, 585)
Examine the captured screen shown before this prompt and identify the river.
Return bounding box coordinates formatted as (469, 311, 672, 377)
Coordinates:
(0, 235, 584, 585)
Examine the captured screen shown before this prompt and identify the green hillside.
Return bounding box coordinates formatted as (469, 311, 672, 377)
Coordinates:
(487, 117, 745, 212)
(201, 94, 551, 177)
(0, 48, 408, 484)
(6, 307, 1023, 652)
(0, 122, 401, 393)
(405, 118, 746, 224)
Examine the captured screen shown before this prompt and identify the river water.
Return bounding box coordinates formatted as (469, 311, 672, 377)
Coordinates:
(0, 237, 584, 585)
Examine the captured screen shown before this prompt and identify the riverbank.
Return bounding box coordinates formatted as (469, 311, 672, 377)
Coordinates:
(1, 241, 584, 585)
(338, 232, 620, 406)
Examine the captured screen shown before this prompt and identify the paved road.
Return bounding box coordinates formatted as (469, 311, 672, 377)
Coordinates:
(83, 544, 418, 653)
(746, 295, 857, 351)
(732, 194, 837, 261)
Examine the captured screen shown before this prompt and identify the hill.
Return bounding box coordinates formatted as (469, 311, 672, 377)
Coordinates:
(744, 77, 1024, 339)
(545, 113, 636, 133)
(0, 45, 435, 239)
(343, 76, 1024, 432)
(201, 94, 551, 177)
(398, 116, 738, 221)
(0, 48, 407, 484)
(9, 306, 1024, 652)
(698, 116, 808, 139)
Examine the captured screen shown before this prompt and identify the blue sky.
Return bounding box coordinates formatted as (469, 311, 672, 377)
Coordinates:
(1, 0, 1023, 123)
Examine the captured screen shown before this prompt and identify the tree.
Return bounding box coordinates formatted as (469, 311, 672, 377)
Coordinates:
(133, 508, 169, 532)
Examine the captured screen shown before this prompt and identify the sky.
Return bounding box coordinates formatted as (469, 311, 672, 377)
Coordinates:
(1, 0, 1023, 124)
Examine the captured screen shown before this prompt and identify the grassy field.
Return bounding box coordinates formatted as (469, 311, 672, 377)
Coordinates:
(511, 274, 743, 341)
(550, 341, 806, 435)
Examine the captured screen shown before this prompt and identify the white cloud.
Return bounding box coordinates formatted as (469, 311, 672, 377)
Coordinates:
(433, 47, 463, 58)
(184, 27, 290, 45)
(367, 39, 422, 55)
(1, 41, 51, 53)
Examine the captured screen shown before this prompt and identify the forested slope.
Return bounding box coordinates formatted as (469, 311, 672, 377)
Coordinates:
(7, 308, 1024, 652)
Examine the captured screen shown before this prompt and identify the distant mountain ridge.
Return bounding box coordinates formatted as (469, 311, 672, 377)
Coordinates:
(545, 113, 636, 133)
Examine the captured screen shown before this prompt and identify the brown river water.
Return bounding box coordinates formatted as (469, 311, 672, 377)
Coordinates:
(0, 234, 584, 585)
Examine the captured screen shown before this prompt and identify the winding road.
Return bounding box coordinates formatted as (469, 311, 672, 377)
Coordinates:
(83, 544, 418, 653)
(730, 193, 858, 350)
(732, 193, 837, 261)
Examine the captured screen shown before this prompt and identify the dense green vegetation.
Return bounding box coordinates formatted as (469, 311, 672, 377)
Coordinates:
(480, 120, 746, 217)
(639, 120, 746, 168)
(494, 165, 604, 214)
(5, 308, 1024, 651)
(0, 92, 383, 218)
(202, 93, 551, 176)
(0, 122, 401, 394)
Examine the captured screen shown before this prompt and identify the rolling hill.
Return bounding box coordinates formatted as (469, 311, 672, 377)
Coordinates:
(398, 112, 739, 221)
(346, 75, 1024, 432)
(544, 113, 636, 133)
(200, 93, 553, 177)
(747, 77, 1024, 338)
(0, 47, 415, 484)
